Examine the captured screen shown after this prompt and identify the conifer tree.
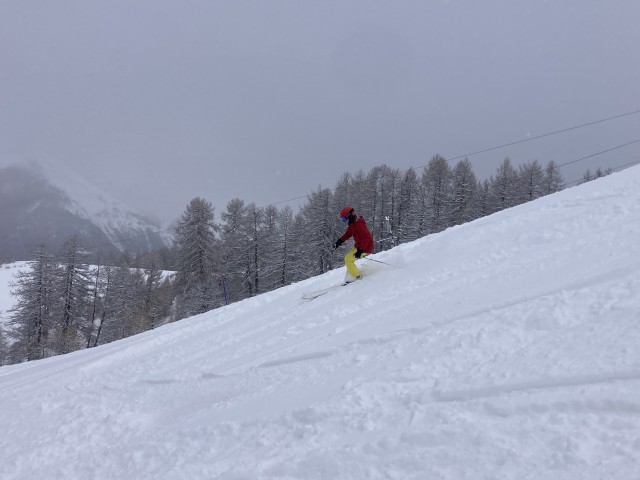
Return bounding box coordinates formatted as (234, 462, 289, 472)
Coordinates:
(97, 256, 136, 343)
(578, 169, 594, 185)
(219, 198, 251, 303)
(518, 160, 545, 203)
(275, 206, 296, 287)
(246, 204, 262, 296)
(543, 161, 564, 195)
(90, 263, 114, 347)
(85, 264, 102, 348)
(396, 168, 421, 243)
(52, 236, 90, 354)
(365, 165, 399, 251)
(491, 157, 519, 212)
(363, 167, 382, 243)
(450, 159, 477, 226)
(8, 246, 56, 360)
(0, 325, 8, 366)
(257, 205, 283, 292)
(299, 187, 336, 276)
(174, 197, 219, 318)
(332, 173, 352, 218)
(139, 252, 165, 330)
(421, 154, 452, 233)
(288, 211, 310, 281)
(347, 170, 368, 218)
(124, 268, 147, 336)
(475, 179, 493, 219)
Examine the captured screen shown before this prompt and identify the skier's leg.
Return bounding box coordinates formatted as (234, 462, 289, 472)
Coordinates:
(344, 247, 361, 279)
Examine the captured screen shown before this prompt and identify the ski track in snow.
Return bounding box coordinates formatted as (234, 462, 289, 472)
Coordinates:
(2, 168, 640, 479)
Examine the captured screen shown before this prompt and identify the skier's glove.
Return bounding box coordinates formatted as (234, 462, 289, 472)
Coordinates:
(334, 239, 343, 250)
(354, 249, 363, 258)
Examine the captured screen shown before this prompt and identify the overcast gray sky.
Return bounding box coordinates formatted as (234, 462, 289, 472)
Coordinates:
(1, 0, 639, 224)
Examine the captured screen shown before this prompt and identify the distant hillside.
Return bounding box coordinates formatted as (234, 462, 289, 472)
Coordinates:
(0, 164, 168, 261)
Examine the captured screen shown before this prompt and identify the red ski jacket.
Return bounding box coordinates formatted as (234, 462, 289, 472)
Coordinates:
(339, 216, 374, 254)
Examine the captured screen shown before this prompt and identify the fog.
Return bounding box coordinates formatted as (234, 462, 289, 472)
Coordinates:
(1, 0, 639, 224)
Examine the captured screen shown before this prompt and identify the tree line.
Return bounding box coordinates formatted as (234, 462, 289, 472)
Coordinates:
(2, 238, 173, 363)
(2, 156, 612, 365)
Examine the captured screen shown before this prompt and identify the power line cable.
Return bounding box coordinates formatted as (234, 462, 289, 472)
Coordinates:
(88, 140, 640, 255)
(262, 109, 640, 209)
(82, 110, 640, 252)
(445, 109, 640, 163)
(555, 138, 640, 168)
(564, 159, 640, 186)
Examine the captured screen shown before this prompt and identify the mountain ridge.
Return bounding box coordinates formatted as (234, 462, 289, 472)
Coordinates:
(0, 162, 168, 261)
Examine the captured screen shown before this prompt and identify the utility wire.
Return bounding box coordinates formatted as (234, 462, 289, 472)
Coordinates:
(263, 109, 640, 209)
(445, 109, 640, 163)
(564, 159, 640, 187)
(83, 110, 640, 252)
(555, 138, 640, 169)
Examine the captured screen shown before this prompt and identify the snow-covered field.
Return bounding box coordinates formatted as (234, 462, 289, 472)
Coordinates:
(1, 167, 640, 479)
(0, 262, 27, 330)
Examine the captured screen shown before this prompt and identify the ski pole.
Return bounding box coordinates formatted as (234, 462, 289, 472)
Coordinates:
(362, 257, 401, 268)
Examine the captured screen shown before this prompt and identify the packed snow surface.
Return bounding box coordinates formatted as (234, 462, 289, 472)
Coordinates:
(2, 167, 640, 479)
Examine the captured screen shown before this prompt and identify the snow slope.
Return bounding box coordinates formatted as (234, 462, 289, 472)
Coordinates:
(1, 167, 640, 479)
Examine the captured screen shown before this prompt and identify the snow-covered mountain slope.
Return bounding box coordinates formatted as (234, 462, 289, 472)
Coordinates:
(36, 161, 171, 251)
(0, 163, 168, 261)
(1, 167, 640, 479)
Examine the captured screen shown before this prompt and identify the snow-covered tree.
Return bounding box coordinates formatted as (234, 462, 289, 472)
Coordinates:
(421, 154, 452, 233)
(0, 324, 8, 365)
(594, 167, 613, 179)
(173, 197, 219, 318)
(9, 246, 56, 360)
(85, 264, 103, 347)
(332, 173, 353, 221)
(543, 160, 565, 195)
(518, 160, 545, 203)
(107, 255, 144, 340)
(139, 252, 166, 330)
(475, 179, 493, 219)
(578, 166, 613, 185)
(246, 204, 262, 296)
(256, 204, 285, 292)
(491, 157, 519, 212)
(364, 165, 399, 251)
(298, 187, 337, 277)
(219, 198, 251, 304)
(52, 236, 91, 354)
(578, 169, 594, 185)
(275, 206, 297, 287)
(89, 263, 114, 347)
(450, 159, 477, 226)
(396, 168, 421, 244)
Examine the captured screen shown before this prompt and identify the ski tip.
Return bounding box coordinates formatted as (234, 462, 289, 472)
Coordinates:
(342, 275, 362, 286)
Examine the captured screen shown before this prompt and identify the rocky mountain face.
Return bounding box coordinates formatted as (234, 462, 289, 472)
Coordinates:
(0, 164, 169, 262)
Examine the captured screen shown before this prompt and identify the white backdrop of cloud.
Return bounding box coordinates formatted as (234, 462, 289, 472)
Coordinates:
(1, 0, 639, 224)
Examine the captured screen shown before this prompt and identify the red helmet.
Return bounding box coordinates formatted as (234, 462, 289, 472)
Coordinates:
(339, 206, 354, 219)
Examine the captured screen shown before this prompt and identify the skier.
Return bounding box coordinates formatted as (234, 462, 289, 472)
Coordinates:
(334, 206, 374, 283)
